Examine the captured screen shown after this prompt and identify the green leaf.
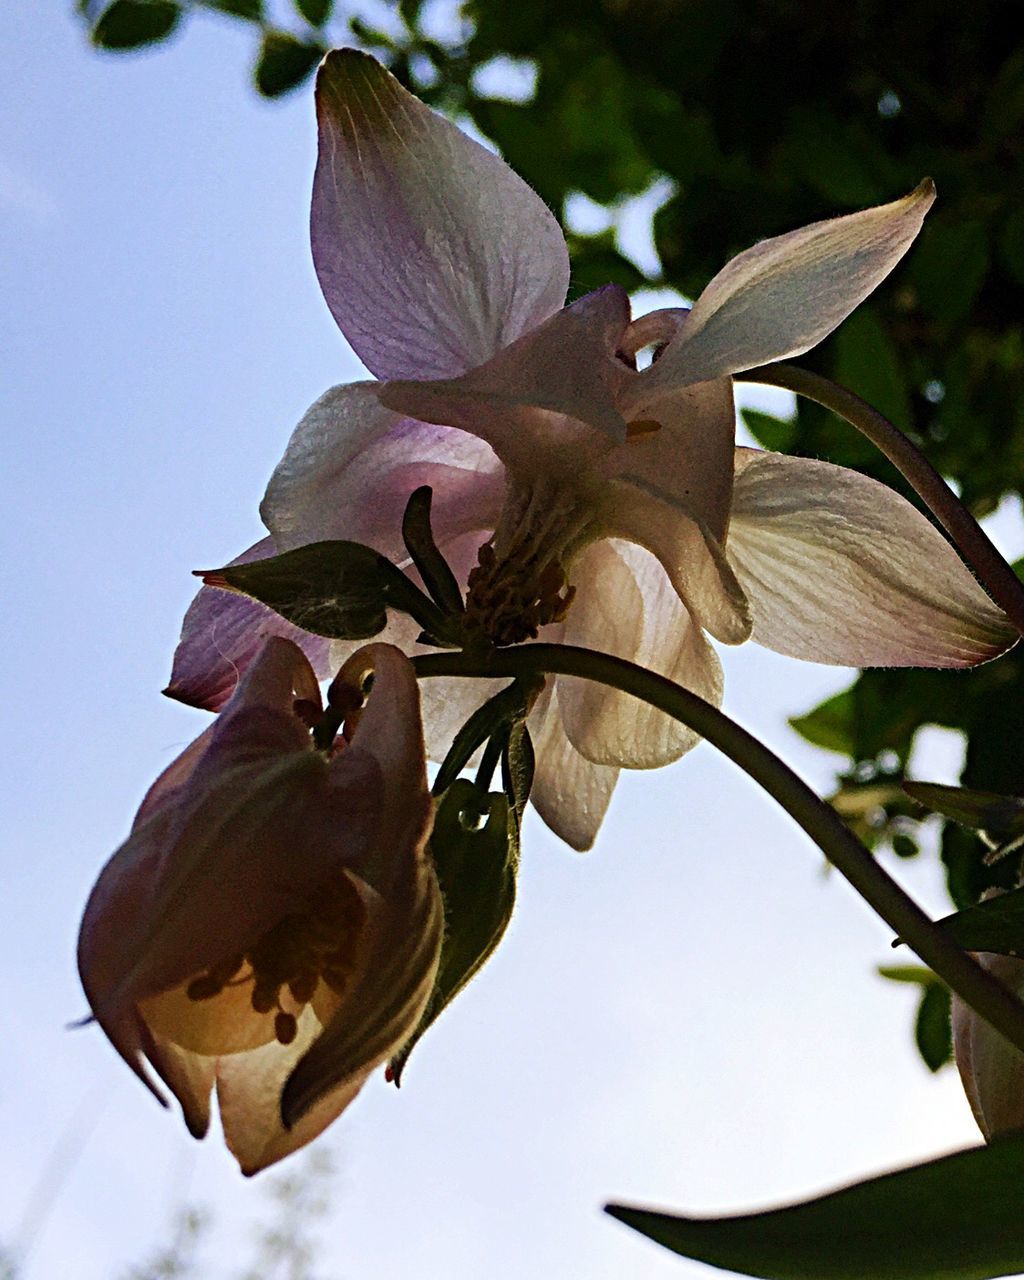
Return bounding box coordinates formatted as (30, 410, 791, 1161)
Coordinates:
(788, 687, 856, 755)
(607, 1131, 1024, 1279)
(196, 0, 263, 19)
(916, 982, 953, 1072)
(904, 783, 1024, 844)
(198, 540, 450, 642)
(253, 31, 324, 97)
(91, 0, 181, 49)
(909, 218, 990, 325)
(834, 305, 912, 431)
(402, 486, 465, 618)
(294, 0, 333, 26)
(741, 408, 797, 454)
(936, 887, 1024, 958)
(390, 779, 518, 1083)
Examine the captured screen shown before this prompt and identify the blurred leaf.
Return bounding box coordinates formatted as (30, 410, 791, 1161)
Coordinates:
(999, 208, 1024, 286)
(91, 0, 180, 49)
(294, 0, 332, 26)
(909, 218, 990, 325)
(741, 408, 797, 454)
(904, 783, 1024, 844)
(834, 305, 912, 430)
(566, 230, 647, 299)
(253, 31, 324, 97)
(788, 687, 855, 755)
(915, 983, 953, 1072)
(197, 0, 263, 18)
(390, 779, 518, 1083)
(936, 887, 1024, 958)
(198, 540, 450, 641)
(607, 1131, 1024, 1279)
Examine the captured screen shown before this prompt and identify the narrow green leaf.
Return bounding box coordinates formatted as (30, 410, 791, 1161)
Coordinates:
(390, 779, 518, 1083)
(741, 408, 797, 454)
(401, 486, 466, 618)
(196, 0, 263, 19)
(878, 964, 936, 986)
(91, 0, 181, 49)
(294, 0, 333, 26)
(916, 982, 953, 1072)
(433, 678, 542, 795)
(607, 1131, 1024, 1279)
(904, 782, 1024, 844)
(936, 887, 1024, 958)
(198, 540, 448, 641)
(253, 31, 324, 97)
(788, 688, 856, 755)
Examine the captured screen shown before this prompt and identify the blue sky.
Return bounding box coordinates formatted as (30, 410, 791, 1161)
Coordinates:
(2, 5, 1017, 1277)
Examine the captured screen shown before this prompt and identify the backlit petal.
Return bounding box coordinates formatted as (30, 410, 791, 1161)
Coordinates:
(648, 182, 935, 389)
(557, 540, 722, 768)
(313, 49, 569, 381)
(261, 384, 504, 561)
(529, 686, 619, 852)
(726, 449, 1016, 666)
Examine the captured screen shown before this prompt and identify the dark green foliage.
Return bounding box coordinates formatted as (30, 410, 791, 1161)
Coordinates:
(294, 0, 333, 27)
(607, 1131, 1024, 1279)
(90, 0, 180, 49)
(197, 0, 263, 19)
(878, 966, 953, 1072)
(254, 32, 325, 97)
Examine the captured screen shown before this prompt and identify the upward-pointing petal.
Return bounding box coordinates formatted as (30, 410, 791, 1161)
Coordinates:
(647, 181, 935, 390)
(313, 50, 570, 381)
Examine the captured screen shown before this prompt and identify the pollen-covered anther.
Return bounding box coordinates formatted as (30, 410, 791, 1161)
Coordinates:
(464, 541, 577, 646)
(184, 874, 368, 1045)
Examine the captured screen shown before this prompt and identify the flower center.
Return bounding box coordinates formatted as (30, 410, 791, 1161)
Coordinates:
(185, 873, 368, 1045)
(464, 482, 589, 646)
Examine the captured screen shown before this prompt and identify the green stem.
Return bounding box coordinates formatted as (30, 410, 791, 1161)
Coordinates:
(744, 363, 1024, 636)
(414, 642, 1024, 1055)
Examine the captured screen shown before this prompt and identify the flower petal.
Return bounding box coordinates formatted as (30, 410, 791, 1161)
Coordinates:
(596, 479, 751, 645)
(607, 373, 737, 544)
(216, 1005, 365, 1175)
(313, 49, 569, 381)
(165, 538, 332, 712)
(529, 685, 619, 852)
(557, 540, 722, 768)
(378, 286, 634, 476)
(953, 953, 1024, 1140)
(726, 448, 1016, 666)
(141, 1030, 215, 1139)
(647, 181, 935, 388)
(261, 384, 504, 560)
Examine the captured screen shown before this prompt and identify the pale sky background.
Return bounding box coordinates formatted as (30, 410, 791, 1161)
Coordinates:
(3, 4, 1020, 1278)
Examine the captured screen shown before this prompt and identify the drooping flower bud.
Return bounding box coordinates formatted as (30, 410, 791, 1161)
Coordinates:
(78, 637, 441, 1174)
(953, 951, 1024, 1139)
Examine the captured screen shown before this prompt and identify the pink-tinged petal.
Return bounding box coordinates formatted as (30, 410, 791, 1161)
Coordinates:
(166, 539, 332, 712)
(378, 287, 634, 477)
(596, 479, 750, 645)
(953, 953, 1024, 1140)
(313, 49, 569, 381)
(216, 1005, 364, 1175)
(529, 685, 619, 852)
(261, 384, 505, 561)
(557, 540, 722, 769)
(726, 449, 1016, 666)
(646, 181, 935, 389)
(141, 1030, 215, 1139)
(607, 374, 737, 544)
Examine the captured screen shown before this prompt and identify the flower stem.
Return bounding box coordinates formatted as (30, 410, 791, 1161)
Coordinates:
(744, 362, 1024, 636)
(413, 642, 1024, 1055)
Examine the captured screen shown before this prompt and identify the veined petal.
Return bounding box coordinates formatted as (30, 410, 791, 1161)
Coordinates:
(261, 384, 504, 561)
(529, 685, 619, 852)
(313, 49, 569, 381)
(558, 540, 722, 769)
(727, 448, 1016, 666)
(953, 953, 1024, 1140)
(596, 479, 751, 645)
(646, 181, 935, 389)
(608, 374, 737, 544)
(165, 539, 332, 712)
(142, 1029, 216, 1140)
(378, 286, 634, 477)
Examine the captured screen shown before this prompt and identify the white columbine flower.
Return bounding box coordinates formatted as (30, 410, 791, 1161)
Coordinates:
(168, 49, 1014, 851)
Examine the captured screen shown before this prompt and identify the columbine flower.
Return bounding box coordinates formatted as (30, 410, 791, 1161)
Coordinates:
(168, 49, 1013, 851)
(79, 636, 441, 1174)
(954, 950, 1024, 1139)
